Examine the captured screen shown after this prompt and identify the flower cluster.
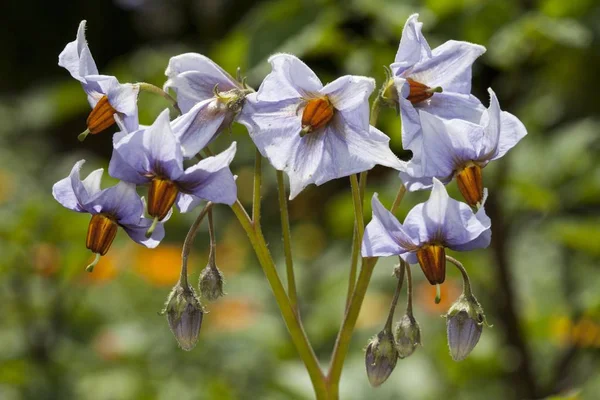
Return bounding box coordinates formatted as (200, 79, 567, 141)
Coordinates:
(54, 12, 527, 383)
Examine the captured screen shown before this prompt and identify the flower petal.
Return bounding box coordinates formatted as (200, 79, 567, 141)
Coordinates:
(391, 14, 432, 76)
(52, 160, 103, 212)
(122, 217, 165, 248)
(320, 75, 375, 112)
(416, 92, 484, 123)
(237, 94, 303, 172)
(256, 54, 323, 102)
(286, 133, 326, 200)
(176, 142, 238, 207)
(58, 20, 99, 83)
(175, 193, 204, 214)
(361, 194, 419, 257)
(449, 206, 492, 251)
(86, 181, 145, 226)
(170, 98, 227, 158)
(111, 109, 184, 183)
(494, 111, 527, 160)
(409, 40, 486, 94)
(164, 53, 240, 113)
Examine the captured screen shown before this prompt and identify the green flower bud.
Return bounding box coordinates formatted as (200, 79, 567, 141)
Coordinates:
(198, 264, 225, 301)
(446, 293, 486, 361)
(365, 330, 398, 387)
(162, 282, 204, 351)
(394, 314, 422, 359)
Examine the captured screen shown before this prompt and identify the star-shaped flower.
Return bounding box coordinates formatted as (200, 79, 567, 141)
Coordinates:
(52, 160, 164, 264)
(58, 20, 139, 139)
(164, 53, 249, 157)
(237, 53, 404, 199)
(389, 14, 486, 159)
(399, 89, 527, 206)
(108, 109, 237, 223)
(361, 179, 491, 285)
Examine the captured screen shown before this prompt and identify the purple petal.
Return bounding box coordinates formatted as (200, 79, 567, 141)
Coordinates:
(86, 181, 145, 226)
(121, 217, 165, 248)
(287, 133, 326, 200)
(416, 92, 484, 123)
(110, 109, 184, 183)
(494, 111, 527, 160)
(52, 160, 103, 213)
(176, 194, 204, 214)
(237, 94, 303, 172)
(58, 20, 99, 83)
(409, 40, 486, 94)
(176, 142, 237, 207)
(312, 115, 405, 189)
(170, 98, 227, 158)
(361, 194, 420, 257)
(320, 75, 375, 112)
(391, 14, 432, 76)
(164, 53, 240, 114)
(256, 54, 323, 102)
(449, 206, 492, 251)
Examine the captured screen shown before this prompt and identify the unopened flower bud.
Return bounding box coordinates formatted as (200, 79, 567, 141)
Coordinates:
(365, 330, 398, 387)
(199, 264, 225, 301)
(162, 283, 204, 351)
(394, 314, 421, 359)
(446, 294, 486, 361)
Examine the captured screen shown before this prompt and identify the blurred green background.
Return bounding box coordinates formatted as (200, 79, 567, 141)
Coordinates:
(1, 0, 599, 399)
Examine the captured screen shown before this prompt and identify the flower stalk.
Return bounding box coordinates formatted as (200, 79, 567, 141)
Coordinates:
(277, 169, 298, 312)
(138, 82, 182, 115)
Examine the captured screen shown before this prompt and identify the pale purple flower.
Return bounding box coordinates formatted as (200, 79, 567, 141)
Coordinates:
(237, 53, 404, 199)
(108, 109, 237, 220)
(391, 14, 486, 158)
(52, 160, 164, 248)
(58, 20, 139, 133)
(164, 53, 247, 157)
(400, 88, 528, 191)
(361, 179, 490, 284)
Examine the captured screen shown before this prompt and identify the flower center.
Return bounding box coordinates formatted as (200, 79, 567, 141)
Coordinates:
(416, 244, 446, 285)
(456, 163, 483, 208)
(86, 214, 118, 255)
(301, 97, 334, 136)
(148, 178, 179, 221)
(87, 95, 118, 134)
(406, 78, 443, 105)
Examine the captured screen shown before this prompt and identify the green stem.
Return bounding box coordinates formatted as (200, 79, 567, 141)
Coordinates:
(349, 174, 364, 241)
(390, 184, 406, 215)
(277, 170, 298, 311)
(384, 261, 405, 331)
(137, 82, 182, 115)
(369, 95, 382, 127)
(253, 149, 262, 229)
(446, 255, 473, 298)
(230, 201, 326, 397)
(345, 172, 368, 309)
(404, 260, 414, 316)
(180, 202, 213, 287)
(207, 208, 217, 267)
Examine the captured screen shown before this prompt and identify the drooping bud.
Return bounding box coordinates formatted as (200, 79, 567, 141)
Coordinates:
(162, 282, 204, 351)
(86, 214, 118, 256)
(446, 293, 486, 361)
(365, 330, 398, 387)
(416, 244, 446, 285)
(148, 178, 179, 221)
(301, 97, 334, 135)
(87, 96, 117, 134)
(406, 78, 442, 104)
(394, 314, 422, 359)
(456, 163, 484, 208)
(198, 264, 225, 301)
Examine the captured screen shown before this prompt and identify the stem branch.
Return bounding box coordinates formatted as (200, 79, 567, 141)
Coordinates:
(277, 170, 298, 311)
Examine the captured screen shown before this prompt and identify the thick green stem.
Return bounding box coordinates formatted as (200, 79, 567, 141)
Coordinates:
(276, 170, 298, 311)
(404, 260, 414, 316)
(231, 201, 327, 398)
